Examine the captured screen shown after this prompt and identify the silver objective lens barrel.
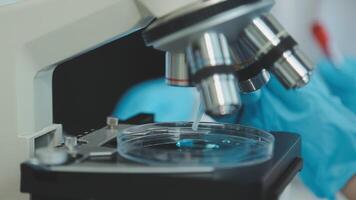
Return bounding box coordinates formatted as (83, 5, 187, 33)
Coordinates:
(239, 69, 270, 92)
(186, 32, 241, 116)
(165, 52, 193, 87)
(240, 13, 314, 89)
(232, 42, 271, 93)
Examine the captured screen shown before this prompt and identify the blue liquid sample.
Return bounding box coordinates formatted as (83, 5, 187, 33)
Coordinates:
(176, 139, 220, 150)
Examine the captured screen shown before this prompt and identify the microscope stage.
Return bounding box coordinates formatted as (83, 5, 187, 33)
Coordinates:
(21, 123, 302, 200)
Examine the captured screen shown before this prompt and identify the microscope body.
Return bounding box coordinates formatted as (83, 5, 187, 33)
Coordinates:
(0, 0, 312, 199)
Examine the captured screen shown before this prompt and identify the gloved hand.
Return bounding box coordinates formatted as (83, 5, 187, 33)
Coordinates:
(239, 74, 356, 199)
(318, 57, 356, 113)
(113, 75, 356, 199)
(113, 78, 197, 122)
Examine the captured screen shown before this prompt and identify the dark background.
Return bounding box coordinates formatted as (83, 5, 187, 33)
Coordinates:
(53, 30, 165, 135)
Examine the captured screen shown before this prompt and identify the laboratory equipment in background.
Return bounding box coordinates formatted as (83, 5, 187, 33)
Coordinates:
(312, 22, 340, 66)
(0, 0, 315, 199)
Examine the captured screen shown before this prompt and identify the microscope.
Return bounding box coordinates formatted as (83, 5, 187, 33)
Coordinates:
(0, 0, 312, 199)
(144, 0, 313, 116)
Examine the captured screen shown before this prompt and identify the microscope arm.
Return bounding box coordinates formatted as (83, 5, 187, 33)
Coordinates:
(1, 0, 191, 140)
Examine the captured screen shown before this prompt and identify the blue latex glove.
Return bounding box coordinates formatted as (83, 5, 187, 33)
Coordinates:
(318, 57, 356, 113)
(114, 75, 356, 199)
(239, 75, 356, 199)
(113, 78, 197, 122)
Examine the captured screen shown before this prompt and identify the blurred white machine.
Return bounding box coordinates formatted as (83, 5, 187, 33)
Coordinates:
(0, 0, 314, 199)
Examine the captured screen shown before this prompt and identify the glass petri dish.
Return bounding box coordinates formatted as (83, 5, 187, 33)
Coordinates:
(117, 122, 274, 168)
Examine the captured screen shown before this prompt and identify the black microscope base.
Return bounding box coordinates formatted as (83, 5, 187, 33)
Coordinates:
(21, 132, 302, 200)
